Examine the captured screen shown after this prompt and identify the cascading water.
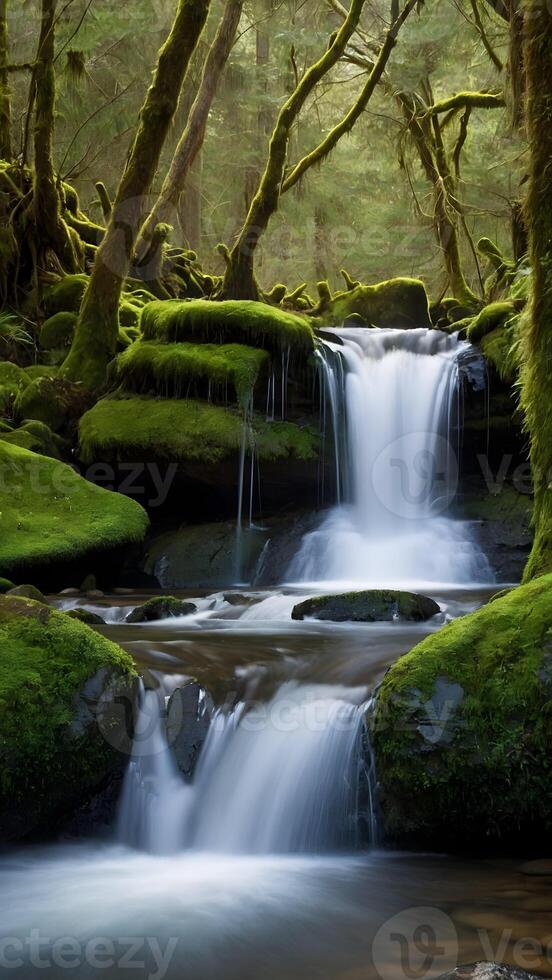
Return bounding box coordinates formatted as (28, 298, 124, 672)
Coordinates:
(289, 326, 492, 587)
(118, 682, 371, 856)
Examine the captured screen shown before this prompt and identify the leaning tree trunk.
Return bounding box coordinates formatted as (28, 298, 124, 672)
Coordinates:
(62, 0, 210, 389)
(33, 0, 80, 275)
(222, 0, 367, 300)
(137, 0, 243, 260)
(521, 4, 552, 580)
(0, 0, 11, 160)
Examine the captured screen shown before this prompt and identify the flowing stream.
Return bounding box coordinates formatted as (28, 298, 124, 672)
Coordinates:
(2, 327, 541, 980)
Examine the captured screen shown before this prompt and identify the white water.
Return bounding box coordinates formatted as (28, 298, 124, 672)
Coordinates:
(118, 681, 370, 856)
(289, 327, 492, 587)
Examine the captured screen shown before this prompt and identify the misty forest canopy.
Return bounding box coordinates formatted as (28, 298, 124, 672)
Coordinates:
(5, 0, 518, 295)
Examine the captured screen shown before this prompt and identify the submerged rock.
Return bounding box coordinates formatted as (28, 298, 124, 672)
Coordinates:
(291, 589, 440, 623)
(125, 595, 197, 623)
(0, 596, 137, 842)
(166, 681, 214, 778)
(372, 574, 552, 849)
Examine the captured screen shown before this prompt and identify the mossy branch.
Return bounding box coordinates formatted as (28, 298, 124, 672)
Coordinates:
(281, 0, 418, 194)
(427, 91, 505, 115)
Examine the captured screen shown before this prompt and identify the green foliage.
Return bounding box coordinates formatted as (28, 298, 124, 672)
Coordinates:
(78, 395, 319, 467)
(0, 441, 148, 579)
(141, 299, 314, 353)
(0, 313, 32, 349)
(116, 339, 269, 406)
(373, 574, 552, 847)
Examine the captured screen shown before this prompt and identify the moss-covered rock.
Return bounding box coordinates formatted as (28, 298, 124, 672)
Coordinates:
(0, 361, 30, 391)
(39, 312, 77, 350)
(125, 596, 197, 623)
(43, 274, 89, 316)
(313, 278, 432, 330)
(0, 419, 66, 459)
(14, 376, 71, 431)
(372, 575, 552, 849)
(6, 584, 48, 603)
(292, 589, 440, 622)
(467, 301, 522, 344)
(25, 365, 59, 381)
(0, 441, 149, 581)
(0, 577, 14, 593)
(140, 299, 314, 353)
(66, 608, 106, 625)
(116, 339, 270, 406)
(78, 395, 319, 467)
(0, 596, 137, 841)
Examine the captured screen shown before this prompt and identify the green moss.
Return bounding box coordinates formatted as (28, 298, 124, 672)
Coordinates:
(119, 300, 142, 328)
(40, 312, 77, 350)
(372, 575, 552, 847)
(0, 361, 30, 392)
(0, 596, 136, 838)
(79, 395, 319, 467)
(0, 578, 14, 593)
(480, 314, 522, 383)
(466, 300, 520, 343)
(0, 420, 66, 459)
(14, 377, 69, 431)
(116, 340, 269, 406)
(313, 277, 432, 330)
(141, 299, 314, 353)
(25, 365, 59, 380)
(0, 441, 148, 579)
(43, 274, 89, 316)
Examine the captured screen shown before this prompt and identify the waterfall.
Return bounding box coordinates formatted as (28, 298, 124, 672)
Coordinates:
(118, 682, 372, 856)
(289, 326, 492, 587)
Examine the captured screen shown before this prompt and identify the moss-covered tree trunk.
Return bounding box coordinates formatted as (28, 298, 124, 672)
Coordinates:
(0, 0, 11, 160)
(399, 92, 479, 307)
(137, 0, 243, 259)
(521, 5, 552, 580)
(62, 0, 210, 389)
(222, 0, 367, 300)
(33, 0, 80, 275)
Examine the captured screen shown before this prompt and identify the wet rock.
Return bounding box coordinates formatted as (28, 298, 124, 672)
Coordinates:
(144, 521, 268, 589)
(125, 595, 197, 623)
(223, 592, 263, 607)
(6, 584, 49, 604)
(291, 589, 440, 623)
(166, 681, 214, 779)
(66, 608, 106, 626)
(519, 859, 552, 876)
(79, 574, 97, 592)
(438, 965, 540, 979)
(59, 587, 80, 596)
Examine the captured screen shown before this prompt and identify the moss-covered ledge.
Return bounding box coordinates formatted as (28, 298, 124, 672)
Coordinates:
(0, 596, 138, 841)
(140, 298, 315, 353)
(78, 395, 320, 467)
(371, 575, 552, 850)
(312, 277, 432, 329)
(0, 441, 149, 581)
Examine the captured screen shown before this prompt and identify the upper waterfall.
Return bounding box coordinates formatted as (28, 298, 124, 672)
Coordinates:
(288, 326, 492, 588)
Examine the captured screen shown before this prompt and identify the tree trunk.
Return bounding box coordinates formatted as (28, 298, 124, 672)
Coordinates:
(521, 4, 552, 580)
(179, 147, 203, 250)
(62, 0, 210, 389)
(137, 0, 243, 258)
(399, 92, 479, 307)
(33, 0, 80, 275)
(0, 0, 11, 160)
(222, 0, 367, 300)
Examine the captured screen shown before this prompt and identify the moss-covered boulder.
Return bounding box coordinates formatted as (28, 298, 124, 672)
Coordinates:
(14, 377, 71, 431)
(372, 575, 552, 849)
(39, 311, 77, 351)
(314, 278, 432, 330)
(0, 441, 148, 583)
(66, 608, 106, 625)
(0, 419, 66, 459)
(140, 299, 314, 353)
(79, 395, 319, 467)
(0, 596, 138, 841)
(466, 300, 522, 344)
(43, 274, 89, 316)
(126, 595, 197, 623)
(116, 339, 269, 406)
(292, 589, 440, 622)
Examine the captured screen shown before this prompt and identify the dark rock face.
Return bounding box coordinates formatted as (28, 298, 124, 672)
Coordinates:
(125, 595, 197, 623)
(166, 682, 214, 779)
(438, 966, 540, 980)
(292, 589, 440, 623)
